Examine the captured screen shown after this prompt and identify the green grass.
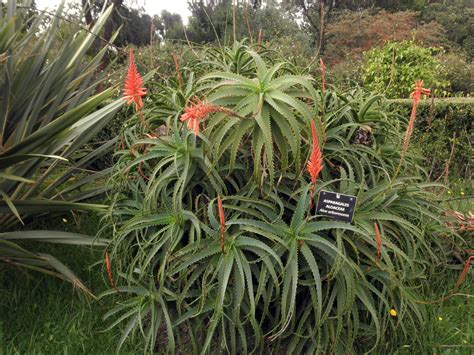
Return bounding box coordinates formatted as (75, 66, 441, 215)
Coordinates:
(0, 213, 145, 354)
(387, 271, 474, 354)
(443, 179, 474, 213)
(0, 249, 122, 354)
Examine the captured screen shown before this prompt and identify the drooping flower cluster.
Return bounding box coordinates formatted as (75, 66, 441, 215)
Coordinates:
(180, 97, 230, 136)
(307, 120, 324, 207)
(123, 48, 146, 111)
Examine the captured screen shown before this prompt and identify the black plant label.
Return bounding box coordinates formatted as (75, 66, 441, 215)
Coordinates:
(315, 190, 357, 223)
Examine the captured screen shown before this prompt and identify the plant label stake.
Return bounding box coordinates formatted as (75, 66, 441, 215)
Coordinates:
(315, 191, 357, 223)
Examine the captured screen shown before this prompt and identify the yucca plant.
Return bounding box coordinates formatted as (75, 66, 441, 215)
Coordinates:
(0, 1, 124, 289)
(102, 42, 462, 352)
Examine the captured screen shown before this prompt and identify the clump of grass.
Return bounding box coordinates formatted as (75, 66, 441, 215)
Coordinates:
(0, 214, 144, 354)
(386, 269, 473, 353)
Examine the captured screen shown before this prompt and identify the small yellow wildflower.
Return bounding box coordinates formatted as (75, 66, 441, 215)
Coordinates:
(62, 218, 68, 223)
(448, 191, 452, 195)
(460, 191, 465, 196)
(389, 309, 397, 317)
(438, 316, 443, 321)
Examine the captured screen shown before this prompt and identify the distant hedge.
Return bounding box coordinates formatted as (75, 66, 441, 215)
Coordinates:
(389, 98, 473, 180)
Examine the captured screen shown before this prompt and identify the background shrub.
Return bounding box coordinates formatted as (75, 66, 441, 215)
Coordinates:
(363, 41, 446, 98)
(437, 51, 473, 95)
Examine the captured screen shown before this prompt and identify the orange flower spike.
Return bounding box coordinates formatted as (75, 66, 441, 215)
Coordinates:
(455, 256, 473, 289)
(218, 194, 225, 253)
(320, 58, 325, 94)
(374, 223, 382, 263)
(307, 120, 323, 208)
(402, 80, 430, 154)
(105, 251, 117, 291)
(257, 29, 263, 46)
(172, 53, 182, 86)
(123, 48, 146, 111)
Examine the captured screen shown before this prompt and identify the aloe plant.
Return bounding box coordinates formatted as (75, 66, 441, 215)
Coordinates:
(0, 1, 124, 288)
(102, 42, 462, 352)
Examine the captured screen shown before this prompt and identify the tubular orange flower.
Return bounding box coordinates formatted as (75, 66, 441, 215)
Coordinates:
(180, 97, 232, 136)
(307, 120, 323, 208)
(320, 58, 325, 94)
(105, 251, 118, 291)
(374, 223, 382, 263)
(123, 48, 146, 111)
(218, 194, 225, 253)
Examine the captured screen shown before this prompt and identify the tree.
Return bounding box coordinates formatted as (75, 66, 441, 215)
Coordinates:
(281, 0, 449, 53)
(158, 10, 186, 41)
(186, 0, 300, 44)
(186, 0, 232, 44)
(81, 0, 153, 47)
(282, 0, 334, 53)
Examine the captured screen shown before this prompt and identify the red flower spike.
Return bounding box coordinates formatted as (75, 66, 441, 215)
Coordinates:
(257, 29, 263, 46)
(320, 58, 325, 94)
(105, 251, 118, 292)
(172, 53, 182, 86)
(123, 48, 146, 112)
(374, 223, 382, 263)
(402, 80, 430, 154)
(307, 120, 323, 208)
(218, 194, 225, 253)
(180, 97, 230, 136)
(455, 256, 473, 289)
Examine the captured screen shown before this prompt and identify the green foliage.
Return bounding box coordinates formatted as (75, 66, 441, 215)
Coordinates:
(390, 98, 473, 180)
(100, 42, 462, 353)
(0, 1, 121, 288)
(362, 41, 446, 98)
